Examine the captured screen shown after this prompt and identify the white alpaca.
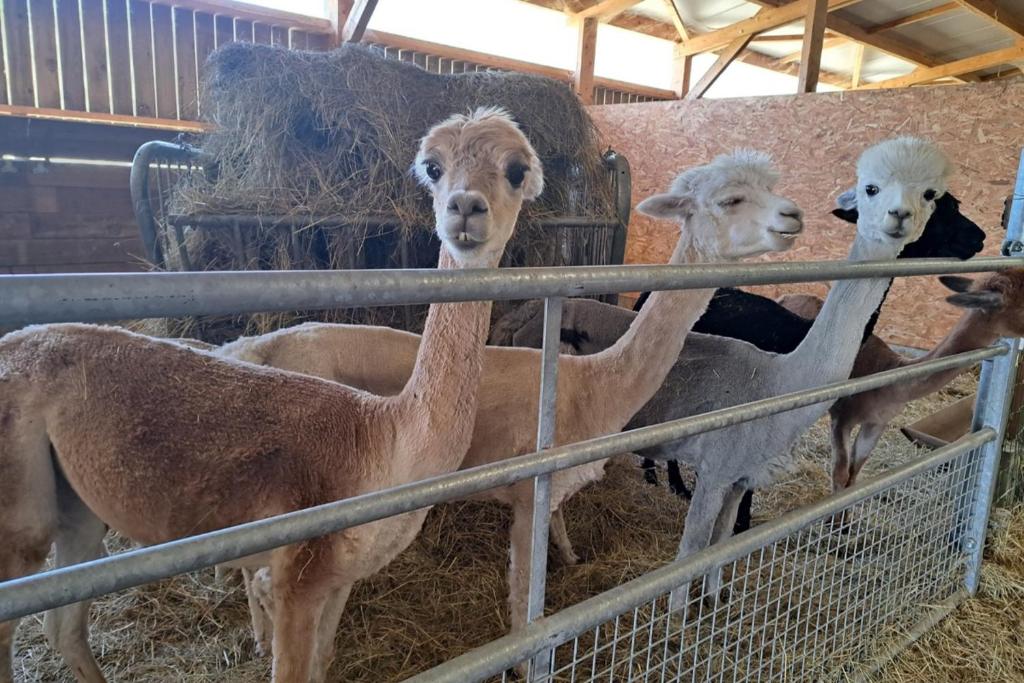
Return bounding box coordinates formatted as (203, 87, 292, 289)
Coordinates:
(213, 151, 806, 644)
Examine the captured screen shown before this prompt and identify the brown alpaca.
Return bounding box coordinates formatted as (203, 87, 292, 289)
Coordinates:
(0, 108, 543, 683)
(216, 152, 806, 642)
(782, 269, 1024, 491)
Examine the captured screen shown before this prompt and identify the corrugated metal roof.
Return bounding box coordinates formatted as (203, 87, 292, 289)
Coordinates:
(624, 0, 1024, 86)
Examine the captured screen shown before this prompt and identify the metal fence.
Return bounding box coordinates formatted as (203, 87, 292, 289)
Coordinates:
(1, 151, 1023, 681)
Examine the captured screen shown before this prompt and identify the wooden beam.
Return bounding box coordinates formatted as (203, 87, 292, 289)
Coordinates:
(575, 0, 642, 20)
(867, 2, 958, 33)
(662, 0, 690, 41)
(798, 0, 829, 92)
(678, 0, 861, 56)
(851, 41, 865, 86)
(0, 103, 209, 131)
(574, 17, 598, 104)
(955, 0, 1024, 41)
(737, 48, 849, 87)
(860, 43, 1024, 89)
(778, 35, 844, 63)
(341, 0, 377, 43)
(327, 0, 354, 47)
(687, 34, 754, 99)
(671, 43, 693, 96)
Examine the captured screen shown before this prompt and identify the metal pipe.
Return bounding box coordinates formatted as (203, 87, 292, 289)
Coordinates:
(404, 430, 996, 683)
(1002, 148, 1024, 256)
(0, 345, 1003, 623)
(2, 257, 1022, 326)
(526, 297, 562, 681)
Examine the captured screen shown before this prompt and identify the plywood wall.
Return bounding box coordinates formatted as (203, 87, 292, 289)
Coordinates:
(588, 79, 1024, 349)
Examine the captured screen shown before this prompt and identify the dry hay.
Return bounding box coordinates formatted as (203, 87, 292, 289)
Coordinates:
(155, 43, 616, 342)
(15, 371, 1020, 682)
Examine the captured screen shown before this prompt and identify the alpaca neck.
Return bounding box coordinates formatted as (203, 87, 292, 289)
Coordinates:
(901, 310, 999, 397)
(581, 227, 714, 424)
(395, 249, 493, 468)
(784, 234, 900, 383)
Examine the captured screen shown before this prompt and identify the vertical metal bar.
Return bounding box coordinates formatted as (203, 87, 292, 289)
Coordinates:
(527, 295, 562, 680)
(964, 340, 1018, 594)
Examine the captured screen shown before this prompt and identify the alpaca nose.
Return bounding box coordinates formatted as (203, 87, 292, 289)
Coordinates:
(447, 191, 489, 217)
(888, 208, 912, 220)
(779, 206, 803, 221)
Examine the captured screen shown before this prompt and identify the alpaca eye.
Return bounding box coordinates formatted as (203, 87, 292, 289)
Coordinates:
(923, 189, 937, 201)
(718, 197, 743, 208)
(424, 161, 443, 182)
(865, 184, 880, 197)
(506, 162, 528, 189)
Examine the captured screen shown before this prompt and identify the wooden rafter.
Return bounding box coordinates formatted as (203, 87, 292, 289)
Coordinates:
(851, 42, 865, 86)
(327, 0, 355, 47)
(575, 0, 642, 20)
(341, 0, 378, 43)
(778, 35, 844, 63)
(737, 49, 849, 87)
(955, 0, 1024, 41)
(867, 2, 958, 33)
(574, 17, 598, 104)
(678, 0, 861, 56)
(671, 44, 694, 96)
(663, 0, 690, 41)
(688, 34, 754, 98)
(860, 43, 1024, 89)
(798, 0, 830, 91)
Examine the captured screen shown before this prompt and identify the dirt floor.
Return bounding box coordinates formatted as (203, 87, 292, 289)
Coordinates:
(13, 371, 1023, 682)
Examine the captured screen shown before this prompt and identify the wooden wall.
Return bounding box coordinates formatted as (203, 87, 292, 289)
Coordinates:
(0, 162, 144, 274)
(589, 79, 1024, 349)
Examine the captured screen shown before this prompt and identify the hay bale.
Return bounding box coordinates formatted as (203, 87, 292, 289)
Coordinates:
(162, 43, 616, 340)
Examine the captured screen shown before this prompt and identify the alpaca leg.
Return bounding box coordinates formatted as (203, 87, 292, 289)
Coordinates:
(830, 415, 855, 492)
(507, 496, 533, 634)
(549, 508, 579, 566)
(0, 427, 58, 683)
(243, 567, 274, 657)
(667, 461, 693, 499)
(734, 490, 753, 534)
(847, 422, 886, 489)
(706, 483, 747, 600)
(670, 483, 729, 607)
(641, 457, 660, 487)
(269, 551, 329, 683)
(43, 484, 108, 683)
(310, 584, 354, 683)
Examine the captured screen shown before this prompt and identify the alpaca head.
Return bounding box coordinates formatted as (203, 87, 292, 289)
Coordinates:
(852, 137, 953, 249)
(634, 150, 804, 262)
(832, 191, 985, 261)
(414, 107, 543, 267)
(941, 270, 1024, 337)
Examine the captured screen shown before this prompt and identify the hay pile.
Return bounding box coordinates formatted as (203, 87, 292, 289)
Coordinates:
(16, 373, 1024, 682)
(158, 43, 615, 340)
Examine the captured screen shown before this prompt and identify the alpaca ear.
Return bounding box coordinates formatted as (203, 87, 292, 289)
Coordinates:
(946, 290, 1005, 312)
(939, 275, 973, 293)
(522, 156, 545, 201)
(637, 193, 694, 220)
(831, 188, 858, 224)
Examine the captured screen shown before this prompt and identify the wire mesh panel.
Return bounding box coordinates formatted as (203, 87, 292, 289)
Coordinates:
(467, 443, 985, 683)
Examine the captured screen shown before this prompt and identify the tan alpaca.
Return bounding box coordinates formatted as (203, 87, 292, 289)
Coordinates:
(0, 108, 543, 683)
(218, 152, 806, 641)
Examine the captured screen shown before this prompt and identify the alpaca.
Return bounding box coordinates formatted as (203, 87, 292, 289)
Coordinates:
(629, 138, 952, 593)
(490, 191, 985, 531)
(212, 151, 806, 641)
(0, 108, 543, 683)
(781, 271, 1024, 492)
